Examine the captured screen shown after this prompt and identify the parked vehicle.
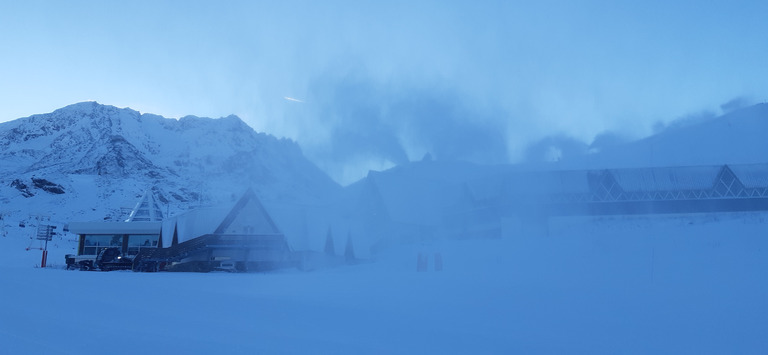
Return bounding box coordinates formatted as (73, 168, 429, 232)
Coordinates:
(65, 247, 133, 271)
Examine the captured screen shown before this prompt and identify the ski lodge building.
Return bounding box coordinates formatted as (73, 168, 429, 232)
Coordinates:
(68, 189, 292, 272)
(447, 163, 768, 238)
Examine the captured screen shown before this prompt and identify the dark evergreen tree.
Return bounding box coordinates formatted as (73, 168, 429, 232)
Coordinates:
(324, 227, 335, 256)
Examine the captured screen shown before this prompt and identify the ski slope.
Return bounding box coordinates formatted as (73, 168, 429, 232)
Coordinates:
(2, 102, 768, 353)
(2, 211, 766, 354)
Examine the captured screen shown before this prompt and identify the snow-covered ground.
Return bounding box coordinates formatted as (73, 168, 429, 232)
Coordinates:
(2, 102, 767, 353)
(2, 211, 766, 354)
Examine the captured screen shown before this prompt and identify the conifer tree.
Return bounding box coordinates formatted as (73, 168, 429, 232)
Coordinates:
(324, 227, 335, 256)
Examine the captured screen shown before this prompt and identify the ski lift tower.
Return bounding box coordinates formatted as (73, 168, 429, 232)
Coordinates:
(36, 223, 56, 268)
(24, 214, 54, 267)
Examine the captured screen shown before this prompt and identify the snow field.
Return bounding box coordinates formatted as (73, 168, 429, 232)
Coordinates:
(2, 212, 767, 354)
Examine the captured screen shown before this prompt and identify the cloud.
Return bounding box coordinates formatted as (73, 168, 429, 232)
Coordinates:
(283, 97, 305, 103)
(294, 71, 511, 184)
(652, 110, 717, 134)
(523, 135, 589, 163)
(589, 131, 630, 154)
(720, 96, 752, 113)
(388, 86, 509, 164)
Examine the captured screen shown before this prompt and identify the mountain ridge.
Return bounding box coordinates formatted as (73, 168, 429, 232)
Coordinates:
(0, 101, 340, 225)
(569, 103, 768, 170)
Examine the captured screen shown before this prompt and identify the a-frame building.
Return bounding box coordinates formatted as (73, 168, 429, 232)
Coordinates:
(214, 188, 282, 236)
(95, 188, 293, 272)
(125, 189, 164, 222)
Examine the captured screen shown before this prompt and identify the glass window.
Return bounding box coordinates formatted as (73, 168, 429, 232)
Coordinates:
(82, 234, 121, 255)
(109, 235, 122, 246)
(126, 234, 160, 255)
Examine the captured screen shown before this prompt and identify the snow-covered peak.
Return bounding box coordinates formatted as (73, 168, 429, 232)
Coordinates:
(0, 102, 340, 226)
(576, 103, 768, 170)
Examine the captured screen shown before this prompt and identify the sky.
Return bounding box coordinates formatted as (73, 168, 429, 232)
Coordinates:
(1, 0, 767, 184)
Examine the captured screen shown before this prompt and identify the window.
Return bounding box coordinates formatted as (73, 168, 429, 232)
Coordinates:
(80, 234, 159, 255)
(126, 234, 160, 255)
(82, 234, 121, 255)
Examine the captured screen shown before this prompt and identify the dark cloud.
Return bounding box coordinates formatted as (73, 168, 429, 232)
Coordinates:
(388, 88, 508, 164)
(310, 74, 410, 166)
(300, 71, 510, 182)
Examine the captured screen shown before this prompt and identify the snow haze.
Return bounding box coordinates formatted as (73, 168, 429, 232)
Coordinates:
(2, 1, 768, 183)
(2, 2, 768, 353)
(1, 101, 767, 353)
(3, 211, 768, 353)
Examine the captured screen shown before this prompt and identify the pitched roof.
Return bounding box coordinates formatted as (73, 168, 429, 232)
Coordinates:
(214, 188, 281, 235)
(611, 165, 720, 192)
(160, 189, 282, 247)
(126, 189, 164, 222)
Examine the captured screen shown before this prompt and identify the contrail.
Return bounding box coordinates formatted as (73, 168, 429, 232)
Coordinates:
(284, 97, 304, 103)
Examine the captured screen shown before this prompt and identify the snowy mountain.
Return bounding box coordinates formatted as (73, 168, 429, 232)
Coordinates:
(2, 102, 768, 354)
(567, 103, 768, 170)
(4, 101, 766, 257)
(0, 102, 340, 225)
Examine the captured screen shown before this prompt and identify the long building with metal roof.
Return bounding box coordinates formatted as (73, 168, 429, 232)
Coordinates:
(447, 163, 768, 238)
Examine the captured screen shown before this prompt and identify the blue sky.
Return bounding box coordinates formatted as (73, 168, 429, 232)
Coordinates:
(2, 0, 767, 184)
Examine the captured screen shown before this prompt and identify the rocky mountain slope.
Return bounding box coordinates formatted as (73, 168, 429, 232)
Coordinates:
(0, 102, 340, 227)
